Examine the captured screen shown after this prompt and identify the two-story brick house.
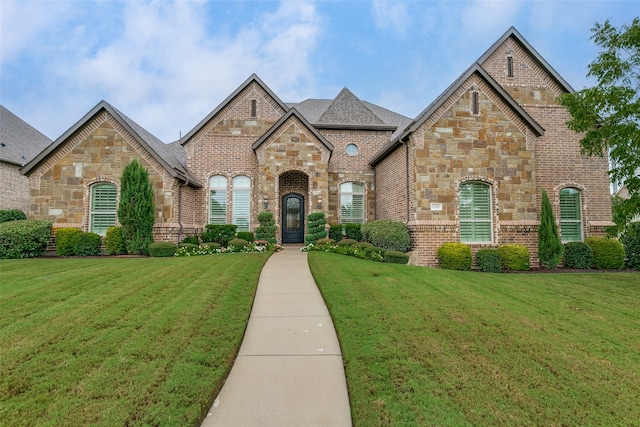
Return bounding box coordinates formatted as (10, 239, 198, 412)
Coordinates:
(20, 27, 613, 265)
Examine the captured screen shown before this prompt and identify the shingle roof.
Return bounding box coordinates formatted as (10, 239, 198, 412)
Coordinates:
(0, 105, 52, 166)
(21, 101, 201, 187)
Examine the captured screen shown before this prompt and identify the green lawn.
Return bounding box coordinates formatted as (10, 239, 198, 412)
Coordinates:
(0, 254, 270, 427)
(308, 252, 640, 426)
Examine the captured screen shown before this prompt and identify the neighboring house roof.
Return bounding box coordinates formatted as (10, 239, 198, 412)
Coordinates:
(478, 26, 575, 94)
(252, 107, 335, 152)
(180, 73, 290, 145)
(20, 100, 201, 187)
(0, 105, 52, 166)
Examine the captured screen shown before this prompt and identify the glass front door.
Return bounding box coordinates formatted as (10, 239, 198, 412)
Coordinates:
(282, 194, 304, 243)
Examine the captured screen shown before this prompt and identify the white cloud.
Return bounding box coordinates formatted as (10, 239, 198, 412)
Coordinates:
(371, 0, 410, 39)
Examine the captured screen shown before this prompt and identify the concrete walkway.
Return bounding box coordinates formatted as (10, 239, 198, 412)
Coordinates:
(201, 249, 352, 427)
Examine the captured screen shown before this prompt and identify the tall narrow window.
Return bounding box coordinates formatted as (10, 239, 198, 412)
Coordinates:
(340, 182, 365, 224)
(471, 91, 480, 115)
(209, 175, 228, 224)
(459, 182, 492, 243)
(250, 100, 257, 118)
(90, 183, 117, 235)
(233, 176, 251, 231)
(507, 56, 514, 78)
(560, 188, 582, 242)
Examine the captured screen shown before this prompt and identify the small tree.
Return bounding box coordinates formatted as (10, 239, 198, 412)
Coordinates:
(118, 159, 155, 255)
(305, 212, 327, 245)
(255, 211, 277, 244)
(538, 189, 563, 269)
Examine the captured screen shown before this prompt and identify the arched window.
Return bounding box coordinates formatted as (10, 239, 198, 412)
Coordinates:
(560, 188, 582, 242)
(209, 175, 228, 224)
(459, 182, 492, 243)
(90, 183, 117, 235)
(233, 176, 251, 231)
(340, 182, 364, 224)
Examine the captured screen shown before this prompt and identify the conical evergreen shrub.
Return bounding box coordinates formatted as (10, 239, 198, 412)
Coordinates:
(118, 159, 155, 255)
(538, 189, 562, 269)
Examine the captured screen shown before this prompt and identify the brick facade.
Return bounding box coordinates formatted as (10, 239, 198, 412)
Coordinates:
(20, 29, 613, 264)
(0, 161, 30, 212)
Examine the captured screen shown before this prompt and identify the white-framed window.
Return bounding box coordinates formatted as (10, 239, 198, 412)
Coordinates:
(346, 144, 358, 156)
(560, 188, 582, 242)
(90, 183, 117, 235)
(232, 176, 251, 231)
(340, 182, 365, 224)
(459, 182, 492, 243)
(209, 175, 228, 224)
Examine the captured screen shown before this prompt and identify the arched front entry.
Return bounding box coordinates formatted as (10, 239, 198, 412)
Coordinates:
(282, 194, 304, 243)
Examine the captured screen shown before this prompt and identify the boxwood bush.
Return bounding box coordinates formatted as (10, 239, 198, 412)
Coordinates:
(0, 209, 27, 223)
(437, 243, 472, 270)
(105, 226, 127, 255)
(384, 250, 410, 264)
(305, 212, 327, 245)
(180, 235, 200, 245)
(149, 242, 177, 257)
(337, 238, 358, 246)
(177, 243, 198, 253)
(228, 238, 249, 248)
(55, 228, 84, 256)
(621, 222, 640, 270)
(585, 236, 625, 269)
(361, 219, 410, 252)
(255, 211, 277, 245)
(475, 248, 501, 272)
(0, 220, 52, 259)
(71, 232, 102, 256)
(202, 224, 237, 247)
(328, 224, 343, 242)
(344, 223, 362, 242)
(237, 231, 254, 242)
(497, 244, 530, 271)
(562, 242, 593, 269)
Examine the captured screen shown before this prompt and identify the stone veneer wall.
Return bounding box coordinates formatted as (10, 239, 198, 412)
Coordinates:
(0, 161, 30, 213)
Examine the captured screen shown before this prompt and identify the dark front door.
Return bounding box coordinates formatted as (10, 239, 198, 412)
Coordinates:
(282, 194, 304, 243)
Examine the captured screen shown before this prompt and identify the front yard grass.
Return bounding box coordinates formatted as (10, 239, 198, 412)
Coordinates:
(308, 252, 640, 426)
(0, 254, 270, 426)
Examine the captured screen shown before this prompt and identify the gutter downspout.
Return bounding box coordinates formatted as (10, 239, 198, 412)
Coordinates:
(178, 180, 187, 243)
(405, 138, 410, 223)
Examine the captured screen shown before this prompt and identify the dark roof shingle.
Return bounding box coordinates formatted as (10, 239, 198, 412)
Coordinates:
(0, 105, 52, 166)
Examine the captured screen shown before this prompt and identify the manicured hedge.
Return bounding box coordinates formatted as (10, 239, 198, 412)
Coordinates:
(585, 236, 625, 269)
(237, 232, 254, 242)
(497, 244, 530, 271)
(55, 228, 84, 256)
(202, 224, 237, 247)
(105, 226, 127, 255)
(149, 242, 177, 257)
(0, 220, 52, 259)
(361, 219, 410, 253)
(228, 238, 249, 248)
(344, 223, 362, 242)
(437, 243, 472, 270)
(72, 232, 102, 256)
(562, 242, 593, 269)
(0, 209, 27, 223)
(337, 238, 358, 246)
(305, 212, 327, 245)
(180, 235, 200, 245)
(255, 211, 277, 245)
(475, 248, 501, 272)
(384, 250, 410, 264)
(328, 224, 343, 242)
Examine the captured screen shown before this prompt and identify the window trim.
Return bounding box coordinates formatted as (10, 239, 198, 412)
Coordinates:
(559, 187, 583, 242)
(459, 181, 493, 244)
(90, 182, 117, 236)
(209, 175, 228, 225)
(346, 144, 358, 156)
(340, 181, 365, 224)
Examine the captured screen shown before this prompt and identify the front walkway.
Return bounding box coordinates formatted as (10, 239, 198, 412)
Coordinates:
(200, 249, 352, 427)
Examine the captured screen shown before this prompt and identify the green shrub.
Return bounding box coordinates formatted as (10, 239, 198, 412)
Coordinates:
(180, 235, 200, 245)
(202, 224, 237, 247)
(305, 212, 327, 245)
(361, 219, 410, 252)
(562, 242, 593, 269)
(0, 209, 27, 223)
(621, 222, 640, 270)
(0, 220, 52, 259)
(476, 249, 501, 272)
(497, 244, 530, 271)
(364, 246, 386, 262)
(149, 242, 177, 257)
(344, 223, 362, 241)
(538, 189, 563, 269)
(237, 231, 254, 242)
(384, 250, 409, 264)
(105, 226, 127, 255)
(55, 228, 84, 256)
(118, 159, 155, 255)
(255, 211, 277, 245)
(202, 242, 221, 250)
(353, 242, 374, 250)
(228, 238, 249, 248)
(585, 236, 625, 269)
(315, 238, 335, 246)
(177, 243, 198, 253)
(328, 224, 343, 241)
(72, 232, 102, 256)
(337, 238, 358, 246)
(437, 243, 472, 270)
(333, 244, 357, 256)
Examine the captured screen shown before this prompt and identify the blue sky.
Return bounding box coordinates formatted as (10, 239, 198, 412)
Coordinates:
(1, 0, 637, 142)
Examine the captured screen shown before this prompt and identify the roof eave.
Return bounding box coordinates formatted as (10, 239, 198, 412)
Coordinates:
(312, 124, 397, 131)
(252, 108, 334, 152)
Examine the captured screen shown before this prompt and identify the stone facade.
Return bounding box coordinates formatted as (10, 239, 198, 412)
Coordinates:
(19, 28, 613, 265)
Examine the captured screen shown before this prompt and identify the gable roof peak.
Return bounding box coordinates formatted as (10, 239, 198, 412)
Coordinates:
(317, 87, 385, 126)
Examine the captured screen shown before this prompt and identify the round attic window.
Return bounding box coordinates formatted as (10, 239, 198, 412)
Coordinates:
(346, 144, 358, 156)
